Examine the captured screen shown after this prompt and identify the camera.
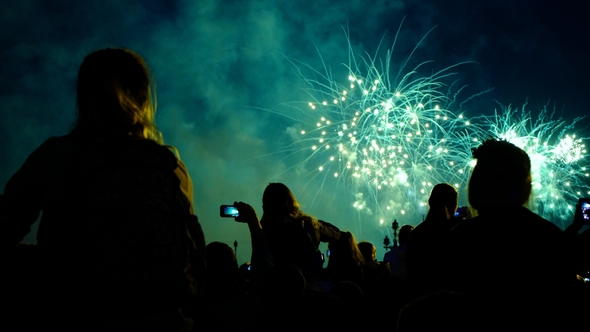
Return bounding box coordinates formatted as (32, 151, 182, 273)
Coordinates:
(579, 198, 590, 223)
(454, 206, 468, 219)
(220, 205, 239, 218)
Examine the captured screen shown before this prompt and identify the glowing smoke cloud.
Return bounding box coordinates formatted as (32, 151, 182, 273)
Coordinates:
(284, 26, 482, 230)
(473, 103, 589, 229)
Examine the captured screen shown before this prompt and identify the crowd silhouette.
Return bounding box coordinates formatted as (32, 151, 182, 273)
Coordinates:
(1, 48, 589, 331)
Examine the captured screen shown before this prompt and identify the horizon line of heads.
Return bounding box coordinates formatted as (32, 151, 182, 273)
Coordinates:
(260, 138, 533, 222)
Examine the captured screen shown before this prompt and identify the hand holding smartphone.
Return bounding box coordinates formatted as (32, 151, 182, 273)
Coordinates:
(578, 198, 590, 224)
(220, 205, 239, 218)
(454, 206, 468, 219)
(220, 202, 259, 225)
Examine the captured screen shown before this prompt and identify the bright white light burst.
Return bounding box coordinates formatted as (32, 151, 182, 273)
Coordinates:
(286, 27, 482, 227)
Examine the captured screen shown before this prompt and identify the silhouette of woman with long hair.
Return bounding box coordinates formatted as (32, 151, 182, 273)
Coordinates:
(0, 48, 204, 330)
(235, 182, 341, 292)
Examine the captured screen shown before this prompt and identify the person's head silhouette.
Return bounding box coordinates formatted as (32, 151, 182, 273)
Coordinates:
(74, 48, 162, 142)
(428, 183, 459, 219)
(262, 182, 301, 218)
(468, 139, 532, 211)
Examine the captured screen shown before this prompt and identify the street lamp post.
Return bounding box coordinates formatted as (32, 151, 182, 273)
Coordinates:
(383, 235, 391, 250)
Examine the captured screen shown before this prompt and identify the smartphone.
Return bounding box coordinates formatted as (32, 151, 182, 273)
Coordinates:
(220, 205, 239, 218)
(579, 198, 590, 222)
(454, 206, 467, 218)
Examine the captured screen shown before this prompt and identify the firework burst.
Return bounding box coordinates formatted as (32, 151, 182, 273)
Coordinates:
(277, 25, 588, 232)
(283, 26, 482, 227)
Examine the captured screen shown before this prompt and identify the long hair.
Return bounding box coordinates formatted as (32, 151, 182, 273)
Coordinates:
(259, 183, 323, 271)
(261, 182, 301, 219)
(328, 231, 365, 268)
(260, 182, 319, 232)
(468, 139, 532, 210)
(357, 241, 376, 262)
(260, 182, 320, 241)
(72, 48, 163, 144)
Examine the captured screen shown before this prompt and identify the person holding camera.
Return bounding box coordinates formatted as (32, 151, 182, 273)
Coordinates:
(233, 183, 341, 293)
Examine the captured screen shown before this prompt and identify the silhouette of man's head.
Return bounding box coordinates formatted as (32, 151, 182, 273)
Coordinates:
(428, 183, 459, 218)
(398, 225, 415, 245)
(468, 139, 532, 210)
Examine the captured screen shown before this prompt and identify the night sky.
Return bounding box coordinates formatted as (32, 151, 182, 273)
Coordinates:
(1, 0, 589, 263)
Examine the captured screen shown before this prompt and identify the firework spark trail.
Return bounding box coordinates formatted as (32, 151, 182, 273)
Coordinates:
(283, 27, 483, 230)
(472, 102, 589, 228)
(277, 23, 588, 233)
